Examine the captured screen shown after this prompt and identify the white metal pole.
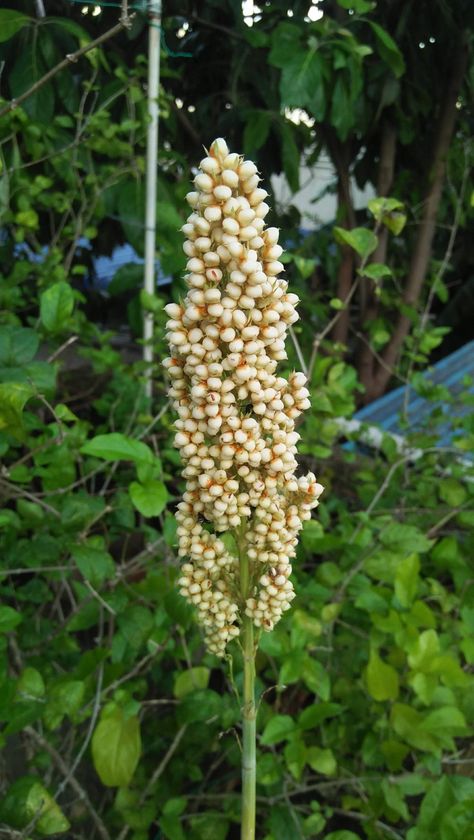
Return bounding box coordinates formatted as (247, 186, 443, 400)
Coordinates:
(143, 0, 162, 400)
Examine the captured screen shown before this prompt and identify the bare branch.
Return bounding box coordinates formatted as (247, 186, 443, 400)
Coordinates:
(0, 15, 136, 119)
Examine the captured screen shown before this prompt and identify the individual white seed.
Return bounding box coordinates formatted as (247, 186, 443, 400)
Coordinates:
(239, 160, 258, 180)
(213, 184, 232, 202)
(200, 156, 221, 175)
(221, 169, 239, 189)
(194, 172, 214, 192)
(204, 205, 222, 222)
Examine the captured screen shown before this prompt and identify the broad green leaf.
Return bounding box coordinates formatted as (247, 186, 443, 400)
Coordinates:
(0, 606, 22, 632)
(325, 832, 361, 840)
(390, 703, 438, 753)
(45, 680, 85, 729)
(0, 382, 34, 434)
(381, 778, 409, 821)
(268, 22, 302, 68)
(269, 805, 302, 840)
(298, 702, 343, 730)
(359, 262, 393, 280)
(174, 667, 210, 699)
(81, 433, 154, 464)
(189, 812, 229, 840)
(243, 110, 272, 153)
(261, 714, 295, 745)
(302, 656, 331, 700)
(279, 120, 300, 192)
(407, 629, 440, 672)
(334, 226, 378, 259)
(72, 543, 115, 588)
(40, 282, 74, 333)
(46, 16, 90, 42)
(368, 21, 406, 77)
(177, 688, 222, 724)
(395, 553, 420, 607)
(307, 746, 337, 775)
(380, 522, 433, 554)
(366, 650, 399, 701)
(284, 736, 307, 780)
(440, 801, 474, 840)
(337, 0, 375, 10)
(0, 326, 38, 366)
(160, 814, 186, 840)
(129, 479, 168, 517)
(0, 776, 70, 835)
(16, 668, 45, 700)
(438, 478, 467, 507)
(92, 705, 141, 787)
(0, 10, 30, 42)
(279, 51, 327, 121)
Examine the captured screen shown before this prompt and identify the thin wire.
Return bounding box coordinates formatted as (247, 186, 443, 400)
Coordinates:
(66, 0, 193, 55)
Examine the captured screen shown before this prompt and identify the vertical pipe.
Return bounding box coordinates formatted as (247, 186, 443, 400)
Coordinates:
(239, 545, 256, 840)
(35, 0, 46, 17)
(143, 0, 162, 400)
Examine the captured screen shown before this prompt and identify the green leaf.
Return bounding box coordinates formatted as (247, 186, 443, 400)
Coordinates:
(0, 326, 39, 366)
(307, 746, 337, 775)
(261, 714, 295, 745)
(243, 110, 272, 154)
(81, 433, 154, 464)
(325, 832, 361, 840)
(0, 606, 22, 632)
(174, 667, 210, 699)
(0, 776, 70, 835)
(269, 805, 302, 840)
(440, 801, 474, 840)
(368, 197, 407, 235)
(46, 680, 86, 727)
(302, 657, 331, 700)
(298, 702, 343, 730)
(390, 703, 438, 753)
(0, 10, 30, 42)
(334, 226, 378, 259)
(72, 542, 115, 588)
(40, 282, 74, 333)
(395, 554, 420, 607)
(177, 688, 222, 724)
(438, 478, 467, 507)
(380, 522, 433, 554)
(0, 382, 34, 434)
(129, 479, 168, 517)
(92, 705, 141, 787)
(160, 814, 186, 840)
(359, 262, 393, 280)
(279, 121, 300, 192)
(368, 21, 405, 78)
(279, 51, 327, 121)
(16, 668, 45, 700)
(337, 0, 375, 10)
(366, 650, 399, 701)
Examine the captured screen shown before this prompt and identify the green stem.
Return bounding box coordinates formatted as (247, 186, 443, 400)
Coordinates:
(240, 551, 256, 840)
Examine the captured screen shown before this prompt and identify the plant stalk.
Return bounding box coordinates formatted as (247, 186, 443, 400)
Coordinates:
(240, 551, 256, 840)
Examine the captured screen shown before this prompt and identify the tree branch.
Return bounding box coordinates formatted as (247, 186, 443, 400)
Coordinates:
(371, 35, 469, 398)
(0, 15, 135, 119)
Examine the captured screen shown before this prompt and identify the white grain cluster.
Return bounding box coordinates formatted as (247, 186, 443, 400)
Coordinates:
(164, 138, 323, 656)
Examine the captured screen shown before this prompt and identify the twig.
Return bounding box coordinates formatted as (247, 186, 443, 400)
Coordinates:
(24, 727, 111, 840)
(0, 16, 136, 118)
(289, 327, 308, 377)
(47, 335, 79, 363)
(54, 662, 105, 799)
(116, 725, 187, 840)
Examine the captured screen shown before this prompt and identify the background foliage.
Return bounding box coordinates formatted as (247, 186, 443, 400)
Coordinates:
(0, 1, 473, 838)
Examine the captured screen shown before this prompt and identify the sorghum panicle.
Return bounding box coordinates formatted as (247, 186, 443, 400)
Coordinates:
(164, 139, 324, 656)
